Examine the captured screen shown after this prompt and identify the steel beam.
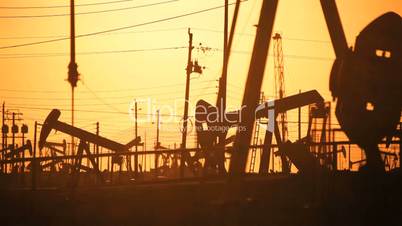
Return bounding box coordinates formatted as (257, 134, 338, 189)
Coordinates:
(229, 0, 279, 176)
(320, 0, 349, 58)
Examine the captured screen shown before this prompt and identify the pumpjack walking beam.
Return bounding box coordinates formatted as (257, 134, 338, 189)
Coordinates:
(39, 109, 143, 187)
(39, 110, 140, 153)
(258, 91, 325, 173)
(320, 0, 349, 58)
(229, 0, 279, 176)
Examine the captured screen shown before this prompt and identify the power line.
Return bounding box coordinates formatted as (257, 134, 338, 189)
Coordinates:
(0, 86, 216, 101)
(5, 105, 195, 118)
(0, 46, 334, 61)
(1, 102, 129, 108)
(0, 1, 245, 50)
(0, 79, 215, 93)
(0, 46, 187, 59)
(0, 27, 187, 40)
(81, 81, 126, 114)
(0, 0, 134, 9)
(0, 0, 178, 19)
(211, 47, 335, 61)
(0, 84, 216, 100)
(192, 27, 333, 44)
(0, 28, 329, 45)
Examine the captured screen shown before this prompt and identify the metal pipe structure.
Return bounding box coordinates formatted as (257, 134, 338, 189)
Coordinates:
(2, 139, 400, 166)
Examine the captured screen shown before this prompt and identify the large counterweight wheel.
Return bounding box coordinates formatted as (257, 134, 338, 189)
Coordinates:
(330, 12, 402, 172)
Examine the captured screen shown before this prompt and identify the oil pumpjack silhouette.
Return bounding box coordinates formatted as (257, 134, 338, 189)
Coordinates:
(0, 0, 401, 226)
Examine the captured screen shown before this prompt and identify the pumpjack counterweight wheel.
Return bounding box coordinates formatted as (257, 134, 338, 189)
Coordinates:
(330, 12, 402, 172)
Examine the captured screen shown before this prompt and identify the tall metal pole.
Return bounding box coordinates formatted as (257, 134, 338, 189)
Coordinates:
(229, 0, 278, 176)
(155, 110, 160, 175)
(32, 121, 37, 190)
(213, 1, 230, 174)
(96, 122, 99, 165)
(1, 102, 5, 173)
(134, 101, 138, 178)
(156, 109, 160, 148)
(399, 122, 401, 170)
(68, 0, 79, 157)
(2, 102, 4, 150)
(180, 29, 193, 178)
(144, 130, 147, 172)
(12, 112, 15, 149)
(71, 87, 75, 156)
(218, 0, 228, 112)
(298, 90, 302, 140)
(11, 113, 16, 173)
(21, 128, 25, 173)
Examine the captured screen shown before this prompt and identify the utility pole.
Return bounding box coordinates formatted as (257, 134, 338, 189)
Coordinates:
(32, 121, 37, 190)
(12, 113, 15, 149)
(68, 0, 79, 157)
(180, 28, 203, 177)
(155, 109, 160, 175)
(298, 90, 302, 140)
(94, 122, 100, 184)
(144, 130, 147, 173)
(156, 109, 160, 149)
(218, 0, 229, 113)
(21, 124, 28, 173)
(96, 122, 99, 166)
(1, 102, 5, 150)
(2, 109, 22, 173)
(180, 29, 193, 178)
(11, 113, 17, 172)
(1, 102, 4, 173)
(134, 101, 138, 178)
(1, 102, 5, 173)
(211, 0, 229, 175)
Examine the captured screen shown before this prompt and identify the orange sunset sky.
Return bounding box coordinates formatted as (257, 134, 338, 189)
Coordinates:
(0, 0, 401, 161)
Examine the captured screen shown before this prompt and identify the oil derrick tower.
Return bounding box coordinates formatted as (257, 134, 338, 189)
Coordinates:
(273, 33, 289, 172)
(273, 33, 287, 142)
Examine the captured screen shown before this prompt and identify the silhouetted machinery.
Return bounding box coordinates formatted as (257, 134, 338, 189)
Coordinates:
(42, 140, 67, 173)
(194, 0, 401, 175)
(39, 109, 141, 186)
(195, 90, 327, 175)
(4, 141, 32, 159)
(329, 12, 402, 172)
(35, 0, 400, 179)
(0, 141, 32, 159)
(0, 141, 32, 173)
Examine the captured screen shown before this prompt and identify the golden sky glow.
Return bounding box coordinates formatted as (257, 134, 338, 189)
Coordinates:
(0, 0, 401, 166)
